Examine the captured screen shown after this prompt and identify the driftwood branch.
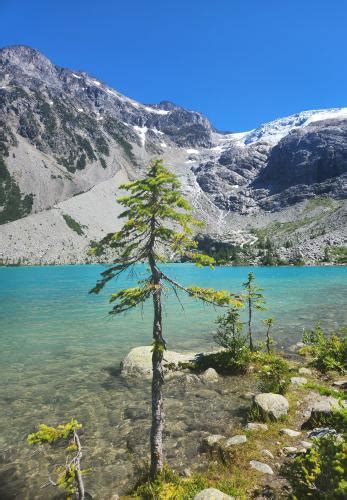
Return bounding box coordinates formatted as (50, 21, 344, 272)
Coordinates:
(73, 430, 85, 500)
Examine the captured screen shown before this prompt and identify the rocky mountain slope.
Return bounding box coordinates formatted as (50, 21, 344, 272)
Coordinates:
(0, 45, 346, 265)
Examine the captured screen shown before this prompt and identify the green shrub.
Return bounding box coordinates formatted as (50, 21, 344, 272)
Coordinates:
(301, 323, 347, 373)
(304, 381, 346, 400)
(284, 434, 347, 499)
(76, 154, 87, 170)
(134, 465, 240, 499)
(303, 405, 347, 432)
(0, 155, 34, 224)
(329, 246, 347, 264)
(62, 214, 85, 235)
(214, 307, 245, 349)
(195, 348, 252, 375)
(257, 354, 290, 394)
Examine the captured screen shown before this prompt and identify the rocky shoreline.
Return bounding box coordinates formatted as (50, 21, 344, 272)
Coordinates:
(111, 345, 346, 498)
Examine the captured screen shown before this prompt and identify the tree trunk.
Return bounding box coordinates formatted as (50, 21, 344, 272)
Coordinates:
(150, 277, 164, 478)
(248, 295, 253, 351)
(148, 217, 165, 479)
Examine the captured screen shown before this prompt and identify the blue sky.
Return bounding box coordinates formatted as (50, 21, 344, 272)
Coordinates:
(1, 0, 346, 131)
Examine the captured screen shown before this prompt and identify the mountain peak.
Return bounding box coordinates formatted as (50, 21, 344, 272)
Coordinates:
(1, 45, 51, 64)
(0, 45, 57, 83)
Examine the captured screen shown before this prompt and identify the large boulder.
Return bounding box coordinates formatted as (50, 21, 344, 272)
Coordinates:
(120, 346, 196, 378)
(302, 396, 346, 428)
(252, 393, 289, 421)
(194, 488, 235, 499)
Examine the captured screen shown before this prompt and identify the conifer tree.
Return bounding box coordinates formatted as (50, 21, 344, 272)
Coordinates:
(242, 272, 266, 351)
(214, 307, 244, 349)
(90, 159, 241, 478)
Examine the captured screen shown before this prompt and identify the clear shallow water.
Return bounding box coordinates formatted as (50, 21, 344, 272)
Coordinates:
(0, 264, 346, 498)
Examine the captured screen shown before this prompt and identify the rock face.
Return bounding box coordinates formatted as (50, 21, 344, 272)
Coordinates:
(256, 120, 347, 195)
(120, 346, 196, 378)
(252, 393, 289, 421)
(0, 45, 346, 265)
(194, 488, 235, 500)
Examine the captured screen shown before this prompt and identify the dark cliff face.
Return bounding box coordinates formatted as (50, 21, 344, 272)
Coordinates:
(194, 117, 347, 214)
(255, 119, 347, 193)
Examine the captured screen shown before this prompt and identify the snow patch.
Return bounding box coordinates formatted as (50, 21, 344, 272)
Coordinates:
(77, 108, 84, 112)
(160, 142, 167, 148)
(304, 108, 347, 125)
(72, 73, 82, 79)
(186, 148, 200, 154)
(143, 106, 170, 115)
(134, 126, 147, 146)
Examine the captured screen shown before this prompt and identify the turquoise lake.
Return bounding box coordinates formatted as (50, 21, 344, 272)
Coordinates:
(0, 264, 346, 498)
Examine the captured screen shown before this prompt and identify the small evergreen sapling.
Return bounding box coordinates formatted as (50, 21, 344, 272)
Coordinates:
(90, 159, 241, 478)
(214, 307, 246, 353)
(27, 419, 87, 499)
(242, 272, 266, 351)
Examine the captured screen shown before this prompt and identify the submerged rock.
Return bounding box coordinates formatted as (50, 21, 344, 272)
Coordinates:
(200, 368, 219, 384)
(120, 346, 196, 378)
(194, 488, 235, 499)
(249, 460, 274, 475)
(252, 393, 289, 421)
